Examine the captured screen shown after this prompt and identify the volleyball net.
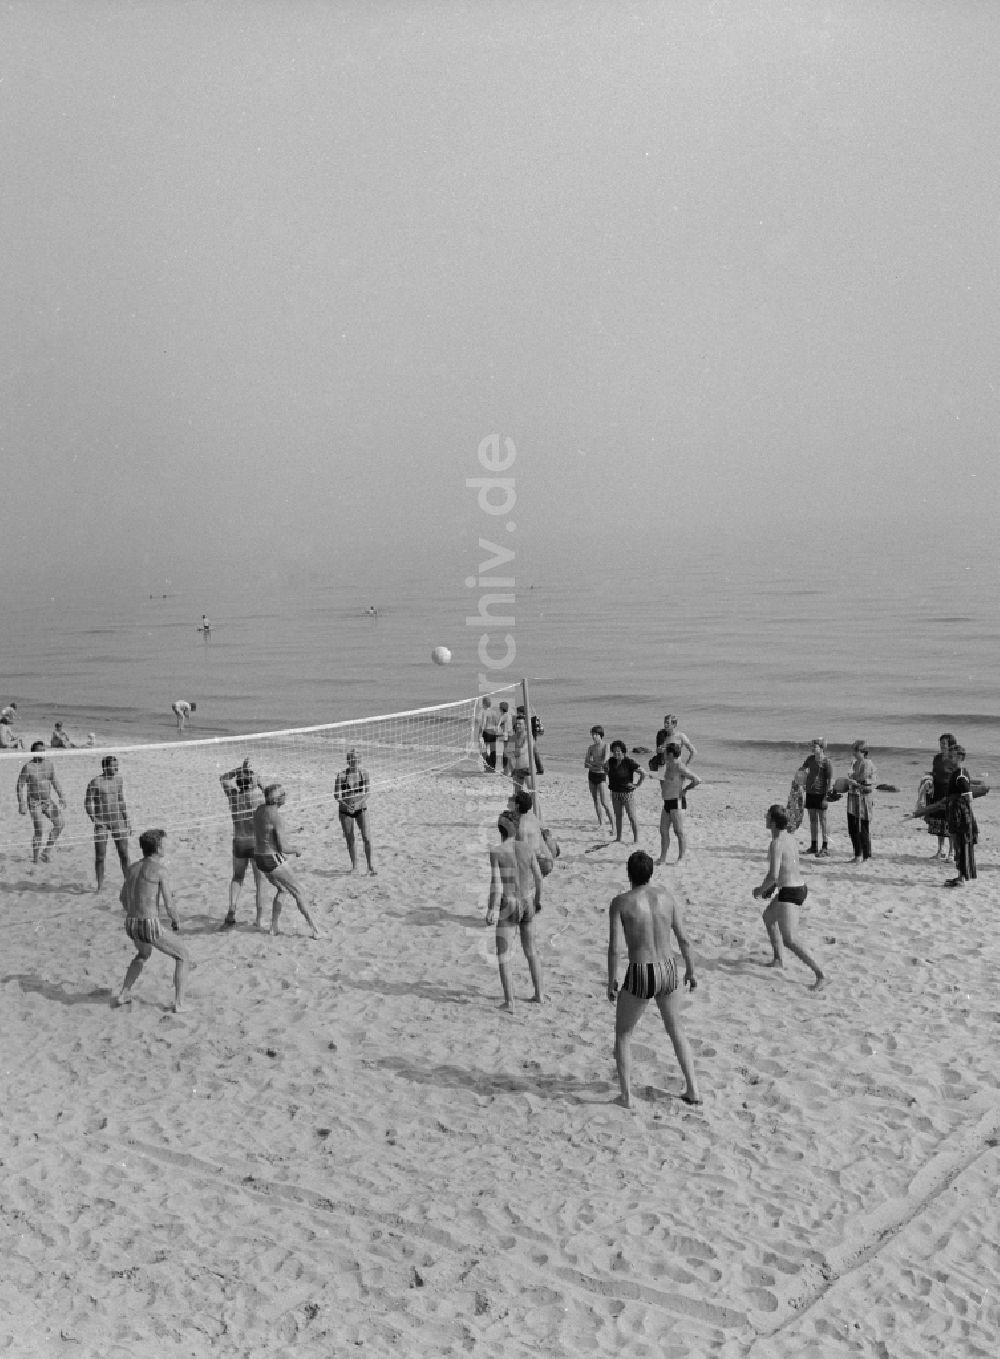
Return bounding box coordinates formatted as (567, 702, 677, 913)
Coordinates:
(0, 683, 523, 861)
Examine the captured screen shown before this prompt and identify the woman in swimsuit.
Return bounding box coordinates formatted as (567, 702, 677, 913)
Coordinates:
(584, 725, 614, 831)
(335, 749, 376, 875)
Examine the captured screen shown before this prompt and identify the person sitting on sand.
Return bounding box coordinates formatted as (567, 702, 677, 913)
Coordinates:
(607, 740, 644, 843)
(220, 758, 264, 927)
(752, 804, 825, 989)
(585, 725, 614, 831)
(16, 742, 67, 863)
(172, 699, 196, 731)
(252, 784, 321, 938)
(656, 743, 701, 866)
(113, 829, 191, 1013)
(607, 849, 700, 1108)
(50, 721, 75, 748)
(84, 755, 131, 890)
(487, 815, 544, 1013)
(335, 748, 376, 875)
(0, 714, 24, 750)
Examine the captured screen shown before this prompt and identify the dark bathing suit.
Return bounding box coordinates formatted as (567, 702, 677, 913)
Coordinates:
(340, 806, 366, 821)
(622, 956, 678, 1000)
(588, 771, 606, 785)
(233, 835, 255, 859)
(662, 797, 687, 813)
(777, 884, 807, 906)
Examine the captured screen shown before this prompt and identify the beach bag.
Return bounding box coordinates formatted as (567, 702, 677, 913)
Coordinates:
(914, 774, 933, 817)
(786, 779, 805, 833)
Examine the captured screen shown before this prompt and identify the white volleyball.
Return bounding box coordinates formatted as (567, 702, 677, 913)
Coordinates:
(431, 646, 452, 666)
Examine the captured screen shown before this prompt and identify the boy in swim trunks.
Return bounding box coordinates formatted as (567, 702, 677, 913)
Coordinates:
(797, 738, 833, 856)
(16, 742, 67, 863)
(113, 828, 191, 1012)
(252, 784, 321, 938)
(220, 758, 264, 926)
(753, 804, 825, 989)
(584, 725, 614, 831)
(334, 748, 376, 875)
(656, 743, 701, 865)
(487, 817, 544, 1013)
(84, 755, 131, 890)
(607, 850, 700, 1108)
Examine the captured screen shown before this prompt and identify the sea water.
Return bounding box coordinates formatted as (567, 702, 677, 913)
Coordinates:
(2, 535, 998, 792)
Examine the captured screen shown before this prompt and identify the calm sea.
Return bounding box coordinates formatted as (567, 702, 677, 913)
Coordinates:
(3, 536, 999, 791)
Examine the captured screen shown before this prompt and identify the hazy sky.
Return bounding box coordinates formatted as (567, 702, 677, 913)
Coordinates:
(2, 1, 998, 598)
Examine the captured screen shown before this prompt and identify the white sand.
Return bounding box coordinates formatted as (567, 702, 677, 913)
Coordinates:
(1, 765, 998, 1357)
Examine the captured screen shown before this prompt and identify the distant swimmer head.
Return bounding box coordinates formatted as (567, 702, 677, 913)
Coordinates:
(139, 828, 167, 857)
(102, 755, 118, 775)
(627, 850, 654, 886)
(264, 783, 285, 805)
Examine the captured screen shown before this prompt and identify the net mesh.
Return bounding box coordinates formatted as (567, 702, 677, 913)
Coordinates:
(0, 684, 522, 861)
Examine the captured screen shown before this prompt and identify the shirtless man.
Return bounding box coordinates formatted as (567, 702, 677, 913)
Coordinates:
(172, 699, 196, 731)
(585, 725, 614, 831)
(487, 816, 544, 1013)
(113, 829, 191, 1012)
(654, 713, 697, 767)
(507, 714, 533, 789)
(607, 850, 700, 1108)
(477, 696, 499, 771)
(335, 748, 376, 875)
(252, 784, 321, 938)
(16, 742, 67, 863)
(84, 755, 131, 889)
(656, 743, 702, 865)
(752, 804, 825, 989)
(220, 758, 264, 927)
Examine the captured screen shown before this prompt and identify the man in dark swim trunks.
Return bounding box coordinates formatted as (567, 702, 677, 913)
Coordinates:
(220, 758, 264, 927)
(84, 755, 131, 890)
(16, 742, 67, 863)
(584, 725, 614, 831)
(607, 850, 700, 1108)
(753, 804, 826, 989)
(252, 784, 321, 938)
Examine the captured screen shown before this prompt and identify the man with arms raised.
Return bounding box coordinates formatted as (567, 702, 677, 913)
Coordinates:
(487, 815, 544, 1013)
(753, 804, 826, 989)
(113, 829, 191, 1013)
(17, 742, 67, 863)
(220, 757, 264, 927)
(253, 784, 321, 938)
(84, 755, 131, 890)
(608, 850, 700, 1108)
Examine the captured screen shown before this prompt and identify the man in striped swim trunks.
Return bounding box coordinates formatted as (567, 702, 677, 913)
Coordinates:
(252, 784, 321, 939)
(607, 850, 701, 1108)
(113, 829, 191, 1013)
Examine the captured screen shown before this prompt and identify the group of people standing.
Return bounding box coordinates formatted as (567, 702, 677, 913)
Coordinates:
(917, 733, 980, 886)
(584, 714, 701, 865)
(477, 698, 544, 781)
(791, 736, 875, 863)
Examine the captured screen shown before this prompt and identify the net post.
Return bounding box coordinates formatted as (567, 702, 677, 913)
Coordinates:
(521, 677, 543, 824)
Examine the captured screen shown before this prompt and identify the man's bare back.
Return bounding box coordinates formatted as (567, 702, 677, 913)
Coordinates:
(612, 880, 684, 967)
(768, 829, 803, 889)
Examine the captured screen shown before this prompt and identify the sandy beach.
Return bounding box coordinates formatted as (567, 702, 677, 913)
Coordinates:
(1, 761, 998, 1357)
